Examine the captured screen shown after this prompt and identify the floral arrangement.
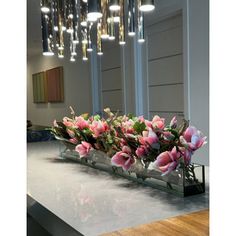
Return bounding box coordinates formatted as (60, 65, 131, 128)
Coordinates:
(51, 107, 206, 176)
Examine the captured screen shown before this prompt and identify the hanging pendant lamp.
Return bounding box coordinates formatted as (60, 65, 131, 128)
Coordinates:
(139, 0, 155, 12)
(109, 0, 120, 11)
(87, 0, 102, 22)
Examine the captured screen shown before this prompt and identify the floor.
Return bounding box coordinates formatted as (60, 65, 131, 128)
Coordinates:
(101, 209, 209, 236)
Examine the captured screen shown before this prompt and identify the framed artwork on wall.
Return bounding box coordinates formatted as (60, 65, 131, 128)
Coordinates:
(46, 66, 64, 103)
(32, 66, 64, 104)
(32, 71, 47, 103)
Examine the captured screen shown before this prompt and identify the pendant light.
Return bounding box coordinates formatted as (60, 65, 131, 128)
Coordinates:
(109, 0, 120, 11)
(119, 0, 125, 45)
(97, 19, 103, 55)
(41, 0, 51, 13)
(58, 0, 66, 31)
(80, 0, 88, 27)
(87, 22, 93, 52)
(138, 0, 145, 43)
(72, 0, 79, 43)
(87, 0, 102, 22)
(101, 0, 109, 39)
(139, 0, 155, 12)
(82, 42, 88, 60)
(128, 0, 135, 36)
(40, 0, 157, 61)
(41, 12, 54, 56)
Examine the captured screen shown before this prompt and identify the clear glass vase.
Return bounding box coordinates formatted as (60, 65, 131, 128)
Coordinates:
(58, 140, 205, 197)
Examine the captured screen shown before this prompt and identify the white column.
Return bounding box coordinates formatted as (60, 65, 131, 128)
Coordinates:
(183, 0, 209, 165)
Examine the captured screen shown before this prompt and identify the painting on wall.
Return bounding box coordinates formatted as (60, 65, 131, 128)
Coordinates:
(32, 71, 47, 103)
(32, 66, 64, 103)
(46, 66, 64, 102)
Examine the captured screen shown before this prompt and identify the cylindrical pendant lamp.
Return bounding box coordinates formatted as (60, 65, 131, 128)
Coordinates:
(41, 13, 54, 56)
(41, 0, 51, 13)
(101, 0, 109, 39)
(137, 3, 145, 43)
(82, 42, 88, 60)
(119, 0, 125, 45)
(87, 23, 93, 51)
(97, 19, 103, 55)
(87, 0, 102, 22)
(128, 0, 135, 36)
(58, 0, 66, 31)
(139, 0, 155, 12)
(109, 0, 120, 11)
(80, 0, 88, 27)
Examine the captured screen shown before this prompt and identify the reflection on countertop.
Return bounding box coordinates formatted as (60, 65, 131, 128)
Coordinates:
(27, 141, 209, 236)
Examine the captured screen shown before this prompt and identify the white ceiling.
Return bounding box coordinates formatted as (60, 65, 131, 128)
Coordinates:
(27, 0, 182, 58)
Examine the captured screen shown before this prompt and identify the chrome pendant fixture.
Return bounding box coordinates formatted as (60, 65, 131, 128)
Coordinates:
(87, 0, 102, 22)
(119, 0, 125, 45)
(139, 0, 155, 12)
(40, 0, 157, 61)
(128, 0, 135, 36)
(41, 0, 51, 13)
(109, 0, 120, 11)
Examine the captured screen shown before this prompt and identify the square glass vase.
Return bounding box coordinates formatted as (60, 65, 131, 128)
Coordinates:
(57, 140, 205, 197)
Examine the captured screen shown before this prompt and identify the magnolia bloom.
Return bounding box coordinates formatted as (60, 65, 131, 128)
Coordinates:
(170, 116, 177, 129)
(63, 117, 74, 127)
(90, 120, 108, 137)
(122, 119, 135, 134)
(75, 141, 93, 157)
(162, 131, 175, 141)
(53, 120, 58, 127)
(69, 138, 78, 144)
(135, 145, 148, 158)
(179, 147, 193, 165)
(152, 115, 165, 130)
(154, 147, 181, 175)
(139, 128, 158, 145)
(75, 116, 89, 130)
(111, 146, 135, 171)
(180, 126, 207, 151)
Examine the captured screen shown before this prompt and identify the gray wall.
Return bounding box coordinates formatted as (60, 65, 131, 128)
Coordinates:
(27, 55, 92, 126)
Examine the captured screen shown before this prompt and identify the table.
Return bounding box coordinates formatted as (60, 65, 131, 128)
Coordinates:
(27, 141, 209, 236)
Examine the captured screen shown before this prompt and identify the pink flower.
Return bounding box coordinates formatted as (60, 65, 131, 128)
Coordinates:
(135, 145, 148, 158)
(90, 120, 108, 137)
(145, 120, 152, 128)
(139, 128, 158, 145)
(152, 115, 165, 130)
(75, 116, 89, 130)
(75, 141, 93, 157)
(69, 138, 78, 144)
(53, 120, 58, 127)
(122, 120, 135, 134)
(179, 147, 193, 165)
(63, 117, 74, 127)
(111, 146, 135, 171)
(154, 147, 181, 175)
(170, 116, 177, 129)
(162, 131, 175, 140)
(181, 126, 207, 151)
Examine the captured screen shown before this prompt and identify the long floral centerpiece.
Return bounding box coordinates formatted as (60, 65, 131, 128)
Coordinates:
(51, 107, 206, 179)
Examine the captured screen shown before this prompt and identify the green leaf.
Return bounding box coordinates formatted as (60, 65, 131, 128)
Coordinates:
(94, 114, 101, 121)
(133, 121, 146, 134)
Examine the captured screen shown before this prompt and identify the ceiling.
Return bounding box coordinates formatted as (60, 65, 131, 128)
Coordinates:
(27, 0, 182, 59)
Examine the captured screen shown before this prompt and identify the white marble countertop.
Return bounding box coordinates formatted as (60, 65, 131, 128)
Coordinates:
(27, 141, 209, 236)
